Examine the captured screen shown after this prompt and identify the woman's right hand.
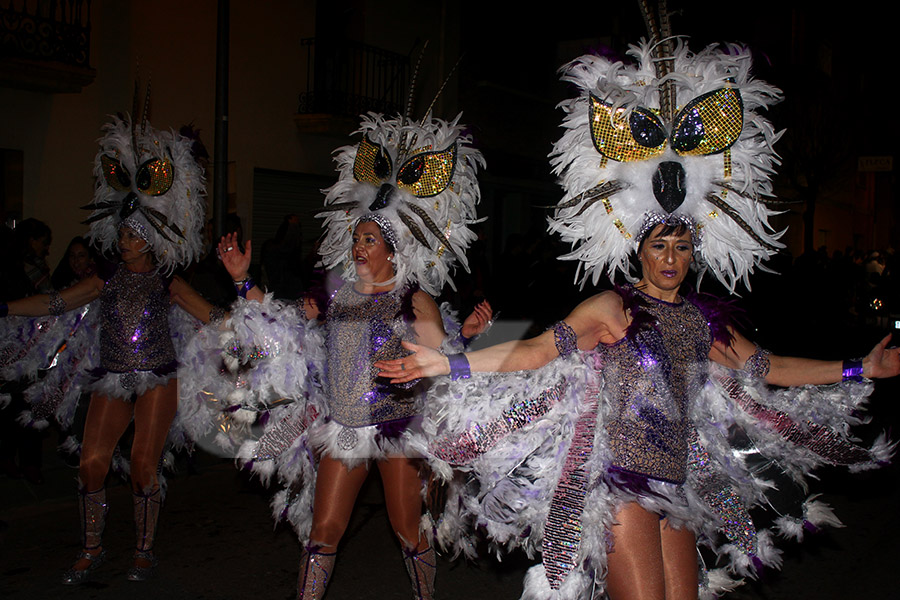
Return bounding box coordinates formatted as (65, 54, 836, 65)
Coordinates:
(218, 233, 252, 281)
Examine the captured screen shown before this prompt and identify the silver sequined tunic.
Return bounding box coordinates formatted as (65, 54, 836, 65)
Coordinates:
(99, 266, 175, 373)
(325, 285, 417, 427)
(597, 290, 710, 483)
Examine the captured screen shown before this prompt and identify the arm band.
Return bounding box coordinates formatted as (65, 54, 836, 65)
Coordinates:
(0, 303, 7, 317)
(743, 346, 771, 379)
(552, 321, 577, 358)
(209, 306, 226, 324)
(48, 290, 67, 316)
(234, 277, 255, 299)
(842, 359, 864, 382)
(447, 353, 471, 380)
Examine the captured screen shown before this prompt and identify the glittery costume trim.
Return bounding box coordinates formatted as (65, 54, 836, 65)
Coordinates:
(325, 285, 419, 427)
(253, 407, 318, 461)
(541, 395, 598, 589)
(358, 213, 399, 250)
(637, 212, 701, 248)
(430, 381, 568, 465)
(600, 286, 710, 483)
(298, 545, 335, 600)
(121, 217, 151, 243)
(48, 290, 67, 316)
(687, 429, 758, 557)
(552, 321, 577, 358)
(718, 374, 875, 465)
(744, 346, 771, 379)
(99, 266, 175, 374)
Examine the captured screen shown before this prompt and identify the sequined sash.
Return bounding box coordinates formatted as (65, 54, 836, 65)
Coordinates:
(541, 394, 598, 589)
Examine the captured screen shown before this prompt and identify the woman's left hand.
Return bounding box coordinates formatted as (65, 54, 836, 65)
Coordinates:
(375, 341, 450, 383)
(864, 334, 900, 379)
(461, 300, 493, 339)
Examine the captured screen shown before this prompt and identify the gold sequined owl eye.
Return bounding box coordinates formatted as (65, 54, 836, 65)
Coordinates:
(353, 135, 393, 185)
(134, 158, 174, 196)
(589, 94, 667, 162)
(671, 87, 743, 156)
(101, 155, 132, 192)
(396, 143, 456, 198)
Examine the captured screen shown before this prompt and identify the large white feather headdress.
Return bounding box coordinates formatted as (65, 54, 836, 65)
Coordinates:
(83, 111, 206, 274)
(549, 38, 785, 292)
(317, 112, 484, 295)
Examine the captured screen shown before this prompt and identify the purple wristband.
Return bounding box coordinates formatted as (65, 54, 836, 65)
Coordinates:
(0, 303, 7, 317)
(235, 277, 255, 299)
(447, 353, 471, 380)
(842, 359, 864, 382)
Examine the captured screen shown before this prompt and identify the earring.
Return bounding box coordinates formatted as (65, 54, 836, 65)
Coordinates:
(387, 256, 394, 263)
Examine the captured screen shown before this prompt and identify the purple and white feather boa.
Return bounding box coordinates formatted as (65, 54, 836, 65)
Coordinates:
(412, 350, 889, 599)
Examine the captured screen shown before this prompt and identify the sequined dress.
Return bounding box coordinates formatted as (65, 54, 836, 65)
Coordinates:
(417, 286, 887, 600)
(92, 265, 177, 397)
(309, 284, 425, 463)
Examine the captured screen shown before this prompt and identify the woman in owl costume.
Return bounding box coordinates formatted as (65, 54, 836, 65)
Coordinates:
(185, 108, 488, 599)
(0, 110, 218, 584)
(375, 18, 900, 600)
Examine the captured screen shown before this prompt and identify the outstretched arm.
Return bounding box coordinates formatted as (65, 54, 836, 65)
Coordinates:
(376, 291, 624, 383)
(218, 232, 264, 303)
(4, 275, 104, 317)
(711, 330, 900, 386)
(169, 276, 221, 324)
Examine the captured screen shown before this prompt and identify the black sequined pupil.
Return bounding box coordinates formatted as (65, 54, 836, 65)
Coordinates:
(398, 157, 425, 185)
(114, 164, 131, 188)
(374, 150, 390, 179)
(671, 108, 703, 153)
(629, 109, 666, 149)
(136, 165, 152, 190)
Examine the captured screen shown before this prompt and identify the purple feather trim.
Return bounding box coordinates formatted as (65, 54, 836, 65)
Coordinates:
(397, 283, 419, 324)
(375, 416, 414, 439)
(604, 466, 670, 499)
(615, 285, 658, 340)
(685, 291, 743, 346)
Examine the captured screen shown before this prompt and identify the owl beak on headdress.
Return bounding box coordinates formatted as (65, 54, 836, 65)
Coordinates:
(652, 161, 687, 214)
(119, 192, 140, 219)
(368, 183, 395, 211)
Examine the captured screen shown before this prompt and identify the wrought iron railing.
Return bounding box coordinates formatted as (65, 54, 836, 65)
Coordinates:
(299, 38, 409, 117)
(0, 0, 91, 67)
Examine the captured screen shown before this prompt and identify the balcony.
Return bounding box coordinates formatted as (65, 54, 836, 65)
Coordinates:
(0, 0, 95, 93)
(295, 38, 409, 135)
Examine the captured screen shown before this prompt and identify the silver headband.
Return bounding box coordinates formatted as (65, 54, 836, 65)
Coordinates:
(637, 212, 701, 248)
(357, 213, 398, 250)
(120, 217, 152, 244)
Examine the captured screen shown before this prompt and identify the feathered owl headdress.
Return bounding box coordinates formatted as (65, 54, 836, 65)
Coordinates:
(82, 106, 206, 274)
(549, 35, 785, 292)
(317, 111, 484, 296)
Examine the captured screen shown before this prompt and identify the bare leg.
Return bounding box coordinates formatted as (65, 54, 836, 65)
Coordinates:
(69, 393, 134, 572)
(307, 454, 370, 552)
(378, 456, 434, 599)
(660, 519, 697, 600)
(299, 454, 369, 598)
(605, 502, 665, 600)
(79, 393, 134, 490)
(605, 503, 698, 600)
(377, 456, 426, 550)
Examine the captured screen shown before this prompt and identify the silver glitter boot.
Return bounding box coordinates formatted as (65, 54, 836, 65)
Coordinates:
(297, 545, 336, 599)
(403, 546, 436, 600)
(127, 487, 161, 581)
(61, 486, 108, 585)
